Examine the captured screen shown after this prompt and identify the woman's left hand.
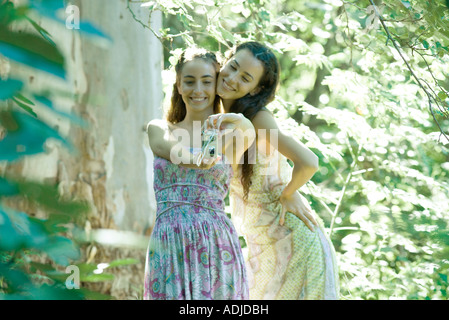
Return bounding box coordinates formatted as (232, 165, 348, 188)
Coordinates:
(279, 191, 318, 232)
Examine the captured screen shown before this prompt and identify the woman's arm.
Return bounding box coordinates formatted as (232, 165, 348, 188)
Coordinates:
(252, 110, 318, 190)
(278, 130, 319, 196)
(252, 110, 319, 230)
(146, 119, 173, 159)
(207, 113, 256, 172)
(147, 119, 208, 168)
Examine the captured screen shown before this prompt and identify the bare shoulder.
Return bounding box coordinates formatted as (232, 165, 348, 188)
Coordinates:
(251, 109, 279, 131)
(146, 118, 170, 134)
(146, 119, 174, 158)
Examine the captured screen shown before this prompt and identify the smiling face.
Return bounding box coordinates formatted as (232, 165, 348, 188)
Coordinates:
(177, 58, 217, 113)
(216, 48, 264, 101)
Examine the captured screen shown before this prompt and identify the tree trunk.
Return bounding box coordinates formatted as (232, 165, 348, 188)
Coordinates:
(3, 0, 163, 299)
(61, 0, 162, 233)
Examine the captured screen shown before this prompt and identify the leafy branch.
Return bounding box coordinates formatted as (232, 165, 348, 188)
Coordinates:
(329, 136, 362, 236)
(126, 0, 232, 53)
(367, 0, 449, 144)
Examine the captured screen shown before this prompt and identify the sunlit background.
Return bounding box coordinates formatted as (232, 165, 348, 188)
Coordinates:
(1, 0, 448, 300)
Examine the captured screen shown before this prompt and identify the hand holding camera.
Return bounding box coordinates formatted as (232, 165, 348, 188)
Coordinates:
(196, 126, 221, 167)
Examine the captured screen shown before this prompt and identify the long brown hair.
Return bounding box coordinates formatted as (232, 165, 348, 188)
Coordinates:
(166, 48, 223, 124)
(226, 42, 281, 201)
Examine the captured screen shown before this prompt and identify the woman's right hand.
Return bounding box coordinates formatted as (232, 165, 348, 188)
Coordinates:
(205, 113, 256, 172)
(279, 191, 318, 232)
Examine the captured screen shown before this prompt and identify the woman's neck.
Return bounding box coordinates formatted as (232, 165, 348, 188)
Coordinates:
(178, 108, 214, 131)
(173, 109, 214, 150)
(221, 99, 234, 113)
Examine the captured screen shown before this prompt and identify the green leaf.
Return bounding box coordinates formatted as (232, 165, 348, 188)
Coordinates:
(0, 263, 32, 290)
(0, 205, 80, 266)
(0, 2, 29, 26)
(81, 273, 115, 282)
(29, 261, 57, 274)
(0, 207, 47, 252)
(218, 25, 235, 45)
(12, 93, 37, 117)
(401, 1, 411, 9)
(107, 258, 140, 268)
(12, 97, 37, 117)
(78, 21, 112, 41)
(25, 16, 56, 46)
(14, 93, 35, 106)
(0, 111, 72, 162)
(0, 78, 23, 100)
(28, 0, 65, 21)
(0, 26, 65, 78)
(0, 177, 19, 196)
(438, 91, 448, 101)
(33, 94, 87, 126)
(77, 289, 112, 300)
(36, 236, 80, 266)
(74, 263, 97, 275)
(16, 180, 89, 216)
(258, 8, 270, 21)
(0, 210, 25, 251)
(26, 283, 85, 300)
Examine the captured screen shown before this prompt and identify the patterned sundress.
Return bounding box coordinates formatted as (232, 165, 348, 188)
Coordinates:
(144, 155, 249, 300)
(230, 149, 339, 300)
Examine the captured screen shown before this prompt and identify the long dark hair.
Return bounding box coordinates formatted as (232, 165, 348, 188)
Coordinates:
(226, 42, 281, 200)
(166, 47, 222, 124)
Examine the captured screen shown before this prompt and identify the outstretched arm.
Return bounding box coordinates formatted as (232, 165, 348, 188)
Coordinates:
(147, 119, 213, 169)
(207, 113, 256, 172)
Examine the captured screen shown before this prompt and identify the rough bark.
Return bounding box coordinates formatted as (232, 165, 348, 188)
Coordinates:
(2, 0, 163, 299)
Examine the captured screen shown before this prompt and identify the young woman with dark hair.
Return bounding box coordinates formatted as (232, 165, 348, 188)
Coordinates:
(208, 41, 340, 299)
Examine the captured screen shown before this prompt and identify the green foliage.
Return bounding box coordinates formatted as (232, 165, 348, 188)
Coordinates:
(139, 0, 449, 299)
(0, 0, 129, 300)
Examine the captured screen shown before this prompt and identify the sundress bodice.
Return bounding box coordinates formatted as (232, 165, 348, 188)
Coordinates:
(153, 155, 232, 221)
(144, 154, 248, 300)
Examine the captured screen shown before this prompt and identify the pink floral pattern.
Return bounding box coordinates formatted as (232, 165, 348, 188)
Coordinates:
(144, 156, 248, 300)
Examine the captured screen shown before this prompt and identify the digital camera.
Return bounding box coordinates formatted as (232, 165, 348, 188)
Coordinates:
(196, 128, 220, 166)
